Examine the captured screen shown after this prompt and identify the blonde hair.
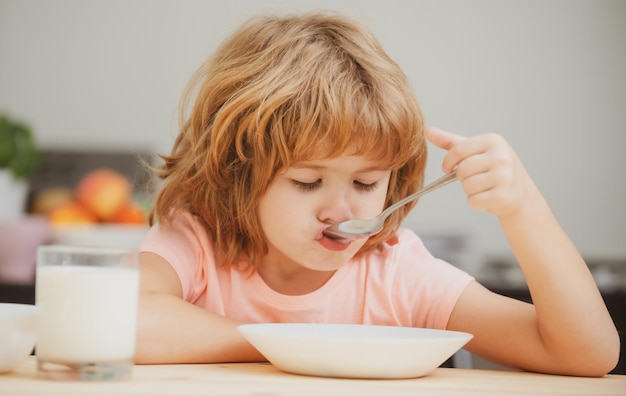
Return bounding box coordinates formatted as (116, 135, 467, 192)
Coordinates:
(151, 12, 427, 269)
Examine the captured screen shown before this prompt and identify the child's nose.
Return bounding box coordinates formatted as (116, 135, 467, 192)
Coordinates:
(318, 190, 353, 225)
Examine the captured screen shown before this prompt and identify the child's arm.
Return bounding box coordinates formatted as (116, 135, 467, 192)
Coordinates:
(428, 128, 620, 376)
(134, 252, 265, 364)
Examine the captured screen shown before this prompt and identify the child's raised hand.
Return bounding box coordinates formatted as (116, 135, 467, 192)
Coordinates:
(426, 127, 537, 218)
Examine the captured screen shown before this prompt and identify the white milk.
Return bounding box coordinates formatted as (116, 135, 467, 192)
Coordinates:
(36, 265, 139, 363)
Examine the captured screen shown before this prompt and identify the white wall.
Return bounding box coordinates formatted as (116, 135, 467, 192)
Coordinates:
(1, 0, 625, 264)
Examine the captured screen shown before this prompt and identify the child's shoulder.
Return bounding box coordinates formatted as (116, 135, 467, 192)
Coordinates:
(144, 210, 215, 254)
(379, 228, 428, 252)
(359, 228, 472, 290)
(368, 228, 434, 265)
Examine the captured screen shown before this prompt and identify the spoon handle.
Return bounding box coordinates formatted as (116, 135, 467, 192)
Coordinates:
(379, 171, 458, 219)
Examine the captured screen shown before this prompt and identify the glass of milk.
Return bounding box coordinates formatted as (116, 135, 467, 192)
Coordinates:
(35, 245, 140, 381)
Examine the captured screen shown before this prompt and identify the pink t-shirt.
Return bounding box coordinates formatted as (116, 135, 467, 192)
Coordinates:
(140, 211, 474, 330)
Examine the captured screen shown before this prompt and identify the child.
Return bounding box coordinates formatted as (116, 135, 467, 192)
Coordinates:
(136, 12, 619, 376)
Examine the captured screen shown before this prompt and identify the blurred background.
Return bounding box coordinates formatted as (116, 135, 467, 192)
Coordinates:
(1, 0, 624, 266)
(0, 0, 624, 373)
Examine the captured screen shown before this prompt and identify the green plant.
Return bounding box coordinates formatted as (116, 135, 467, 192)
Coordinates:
(0, 113, 41, 180)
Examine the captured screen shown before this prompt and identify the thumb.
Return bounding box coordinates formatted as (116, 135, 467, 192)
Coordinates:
(426, 127, 466, 152)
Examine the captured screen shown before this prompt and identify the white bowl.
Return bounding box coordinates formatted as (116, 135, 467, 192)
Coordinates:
(237, 323, 472, 379)
(0, 303, 38, 373)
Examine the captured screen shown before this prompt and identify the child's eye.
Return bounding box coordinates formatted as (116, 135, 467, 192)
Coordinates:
(290, 179, 321, 191)
(354, 180, 378, 192)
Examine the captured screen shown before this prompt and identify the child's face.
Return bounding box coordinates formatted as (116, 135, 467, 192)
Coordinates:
(257, 153, 391, 272)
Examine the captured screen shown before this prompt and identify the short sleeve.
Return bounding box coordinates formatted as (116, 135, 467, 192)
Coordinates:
(385, 229, 475, 329)
(139, 212, 214, 303)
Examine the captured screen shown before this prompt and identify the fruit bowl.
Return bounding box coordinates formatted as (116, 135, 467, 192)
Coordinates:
(238, 323, 473, 379)
(0, 303, 38, 373)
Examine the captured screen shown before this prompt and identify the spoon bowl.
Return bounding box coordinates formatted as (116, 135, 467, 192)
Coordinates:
(323, 171, 457, 242)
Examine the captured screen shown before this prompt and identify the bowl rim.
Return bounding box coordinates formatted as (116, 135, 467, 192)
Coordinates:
(237, 323, 473, 341)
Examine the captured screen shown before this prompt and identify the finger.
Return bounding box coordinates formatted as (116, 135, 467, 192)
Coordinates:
(425, 127, 467, 151)
(460, 172, 493, 198)
(454, 152, 492, 180)
(442, 133, 504, 175)
(426, 128, 470, 173)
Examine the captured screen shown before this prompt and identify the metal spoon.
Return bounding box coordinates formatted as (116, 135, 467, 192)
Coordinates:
(323, 171, 457, 242)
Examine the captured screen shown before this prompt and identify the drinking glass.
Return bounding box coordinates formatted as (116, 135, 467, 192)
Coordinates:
(35, 245, 140, 381)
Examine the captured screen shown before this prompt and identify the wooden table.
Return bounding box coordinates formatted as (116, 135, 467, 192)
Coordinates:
(2, 357, 625, 396)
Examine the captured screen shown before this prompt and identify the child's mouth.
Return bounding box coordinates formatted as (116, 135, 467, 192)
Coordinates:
(319, 232, 351, 251)
(322, 230, 346, 242)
